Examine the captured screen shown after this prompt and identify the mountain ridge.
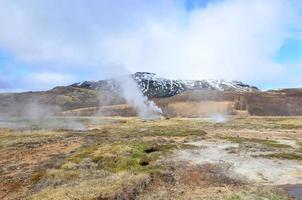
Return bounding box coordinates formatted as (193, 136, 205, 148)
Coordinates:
(71, 72, 259, 98)
(2, 72, 302, 117)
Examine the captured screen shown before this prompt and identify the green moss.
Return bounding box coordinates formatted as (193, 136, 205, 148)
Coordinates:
(0, 132, 65, 148)
(298, 141, 302, 150)
(210, 117, 302, 131)
(206, 187, 287, 200)
(140, 126, 206, 137)
(85, 119, 208, 138)
(224, 137, 291, 148)
(68, 144, 98, 163)
(246, 187, 288, 200)
(179, 143, 198, 149)
(262, 153, 302, 161)
(67, 141, 177, 173)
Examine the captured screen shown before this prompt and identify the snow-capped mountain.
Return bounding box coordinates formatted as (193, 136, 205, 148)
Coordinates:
(71, 72, 259, 98)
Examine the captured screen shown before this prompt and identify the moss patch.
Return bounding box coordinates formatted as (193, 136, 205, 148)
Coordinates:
(298, 141, 302, 152)
(205, 187, 287, 200)
(224, 137, 291, 148)
(67, 141, 176, 173)
(261, 152, 302, 161)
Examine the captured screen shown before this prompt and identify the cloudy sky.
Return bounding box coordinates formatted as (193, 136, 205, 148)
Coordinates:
(0, 0, 301, 92)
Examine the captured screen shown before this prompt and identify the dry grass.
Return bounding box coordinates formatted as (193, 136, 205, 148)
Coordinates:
(166, 101, 233, 117)
(211, 116, 302, 130)
(224, 137, 292, 148)
(202, 187, 288, 200)
(28, 172, 150, 200)
(1, 116, 302, 199)
(262, 152, 302, 161)
(59, 104, 137, 117)
(0, 130, 67, 148)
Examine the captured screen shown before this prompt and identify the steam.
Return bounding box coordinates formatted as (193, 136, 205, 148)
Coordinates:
(0, 101, 86, 130)
(24, 102, 61, 120)
(116, 74, 162, 119)
(103, 64, 162, 119)
(209, 113, 228, 123)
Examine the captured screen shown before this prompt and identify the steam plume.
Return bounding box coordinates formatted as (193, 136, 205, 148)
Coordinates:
(116, 74, 162, 119)
(103, 64, 162, 119)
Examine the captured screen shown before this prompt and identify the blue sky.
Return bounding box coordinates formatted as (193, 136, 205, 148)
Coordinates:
(274, 38, 302, 64)
(185, 0, 214, 10)
(0, 0, 301, 92)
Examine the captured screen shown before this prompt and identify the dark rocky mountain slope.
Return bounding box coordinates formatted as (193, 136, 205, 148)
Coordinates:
(71, 72, 259, 98)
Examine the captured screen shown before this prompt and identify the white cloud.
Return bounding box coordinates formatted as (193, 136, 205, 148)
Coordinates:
(25, 72, 75, 87)
(0, 72, 75, 92)
(101, 0, 302, 86)
(0, 0, 301, 90)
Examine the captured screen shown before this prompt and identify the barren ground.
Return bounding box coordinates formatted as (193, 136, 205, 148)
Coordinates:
(0, 116, 302, 200)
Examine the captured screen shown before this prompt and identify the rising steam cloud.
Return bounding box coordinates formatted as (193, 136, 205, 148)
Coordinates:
(116, 74, 162, 119)
(104, 64, 162, 119)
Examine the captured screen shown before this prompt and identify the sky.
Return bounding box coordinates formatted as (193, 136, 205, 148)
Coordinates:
(0, 0, 301, 92)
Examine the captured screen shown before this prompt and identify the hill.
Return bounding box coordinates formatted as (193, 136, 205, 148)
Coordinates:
(0, 72, 302, 117)
(71, 72, 259, 98)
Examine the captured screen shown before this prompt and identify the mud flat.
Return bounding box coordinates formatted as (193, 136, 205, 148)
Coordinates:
(175, 140, 302, 185)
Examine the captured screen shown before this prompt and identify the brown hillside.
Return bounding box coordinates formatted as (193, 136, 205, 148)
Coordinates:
(1, 86, 302, 117)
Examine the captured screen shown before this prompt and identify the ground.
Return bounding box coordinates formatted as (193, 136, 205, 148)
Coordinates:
(0, 116, 302, 200)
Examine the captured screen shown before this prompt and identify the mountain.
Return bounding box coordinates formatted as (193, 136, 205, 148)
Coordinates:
(2, 72, 302, 117)
(71, 72, 259, 98)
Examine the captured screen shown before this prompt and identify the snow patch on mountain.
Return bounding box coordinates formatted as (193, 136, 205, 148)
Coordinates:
(71, 72, 259, 98)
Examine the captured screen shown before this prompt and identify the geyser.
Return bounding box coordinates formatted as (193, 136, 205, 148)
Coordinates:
(115, 73, 162, 119)
(103, 64, 162, 120)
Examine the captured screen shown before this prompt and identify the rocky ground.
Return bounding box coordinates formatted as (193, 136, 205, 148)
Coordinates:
(0, 116, 302, 199)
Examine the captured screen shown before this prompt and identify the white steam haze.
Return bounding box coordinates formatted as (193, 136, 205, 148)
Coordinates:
(0, 0, 301, 91)
(209, 113, 228, 123)
(0, 101, 86, 130)
(116, 76, 162, 119)
(103, 64, 162, 119)
(23, 102, 86, 130)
